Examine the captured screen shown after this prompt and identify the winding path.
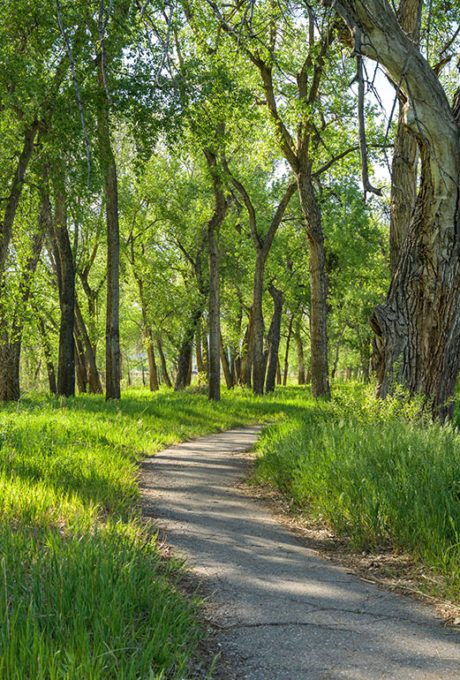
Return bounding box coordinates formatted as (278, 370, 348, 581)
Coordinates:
(140, 426, 460, 679)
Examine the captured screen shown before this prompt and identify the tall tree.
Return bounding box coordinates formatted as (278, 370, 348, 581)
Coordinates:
(333, 0, 460, 419)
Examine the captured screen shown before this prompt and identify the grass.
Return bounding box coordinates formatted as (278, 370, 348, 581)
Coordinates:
(255, 384, 460, 603)
(1, 383, 459, 677)
(0, 387, 302, 679)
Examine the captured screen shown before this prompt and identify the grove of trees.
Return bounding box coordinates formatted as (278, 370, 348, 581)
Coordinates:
(1, 0, 458, 418)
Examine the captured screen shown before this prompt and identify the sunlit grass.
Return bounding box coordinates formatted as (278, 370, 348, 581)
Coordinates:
(255, 384, 460, 603)
(0, 386, 303, 679)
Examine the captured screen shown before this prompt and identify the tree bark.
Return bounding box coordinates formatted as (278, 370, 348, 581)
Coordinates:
(204, 148, 228, 402)
(219, 333, 233, 389)
(175, 306, 203, 390)
(75, 299, 103, 393)
(208, 225, 221, 400)
(97, 56, 120, 400)
(283, 313, 294, 386)
(295, 319, 306, 385)
(265, 284, 283, 393)
(36, 313, 57, 395)
(296, 170, 330, 397)
(157, 334, 172, 387)
(390, 1, 422, 270)
(336, 0, 460, 420)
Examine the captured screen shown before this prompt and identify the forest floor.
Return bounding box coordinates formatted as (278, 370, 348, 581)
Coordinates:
(140, 425, 460, 680)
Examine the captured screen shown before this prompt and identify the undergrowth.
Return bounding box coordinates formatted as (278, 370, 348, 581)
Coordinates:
(255, 384, 460, 603)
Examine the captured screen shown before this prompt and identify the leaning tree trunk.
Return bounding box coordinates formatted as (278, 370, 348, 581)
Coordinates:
(336, 0, 460, 420)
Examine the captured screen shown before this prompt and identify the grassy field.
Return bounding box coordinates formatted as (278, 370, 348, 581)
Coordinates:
(0, 387, 301, 680)
(255, 384, 460, 603)
(0, 385, 459, 678)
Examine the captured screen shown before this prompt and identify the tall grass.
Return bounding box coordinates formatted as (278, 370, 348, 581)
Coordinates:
(255, 385, 460, 602)
(0, 387, 301, 679)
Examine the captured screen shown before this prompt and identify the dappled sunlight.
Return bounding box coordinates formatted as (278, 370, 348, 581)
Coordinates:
(143, 430, 460, 679)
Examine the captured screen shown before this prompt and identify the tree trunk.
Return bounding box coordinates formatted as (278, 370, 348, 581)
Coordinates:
(283, 313, 294, 386)
(0, 121, 39, 276)
(97, 57, 120, 401)
(204, 148, 227, 402)
(175, 307, 203, 390)
(54, 185, 75, 397)
(36, 313, 57, 395)
(251, 253, 266, 395)
(337, 0, 460, 420)
(331, 323, 347, 382)
(390, 0, 422, 266)
(74, 332, 88, 393)
(239, 317, 253, 387)
(219, 333, 233, 389)
(265, 284, 283, 393)
(196, 325, 204, 375)
(295, 320, 306, 385)
(157, 335, 172, 388)
(75, 299, 103, 394)
(207, 224, 221, 400)
(276, 359, 281, 385)
(145, 326, 159, 391)
(296, 170, 330, 397)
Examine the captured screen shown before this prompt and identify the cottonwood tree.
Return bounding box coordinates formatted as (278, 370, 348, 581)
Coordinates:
(199, 0, 369, 397)
(331, 0, 460, 419)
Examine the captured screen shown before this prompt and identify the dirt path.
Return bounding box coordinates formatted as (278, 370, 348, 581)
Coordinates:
(140, 426, 460, 680)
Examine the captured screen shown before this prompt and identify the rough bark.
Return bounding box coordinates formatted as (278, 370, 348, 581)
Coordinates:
(335, 0, 460, 419)
(390, 0, 422, 274)
(265, 284, 283, 393)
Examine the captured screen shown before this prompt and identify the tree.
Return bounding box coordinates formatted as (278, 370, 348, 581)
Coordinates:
(332, 0, 460, 419)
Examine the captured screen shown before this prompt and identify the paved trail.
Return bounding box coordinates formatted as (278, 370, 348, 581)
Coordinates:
(140, 426, 460, 680)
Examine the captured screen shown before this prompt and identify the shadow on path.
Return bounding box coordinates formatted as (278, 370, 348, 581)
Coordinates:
(140, 426, 460, 680)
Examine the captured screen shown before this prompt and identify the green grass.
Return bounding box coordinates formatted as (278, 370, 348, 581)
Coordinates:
(255, 384, 460, 603)
(1, 384, 459, 677)
(0, 387, 302, 679)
